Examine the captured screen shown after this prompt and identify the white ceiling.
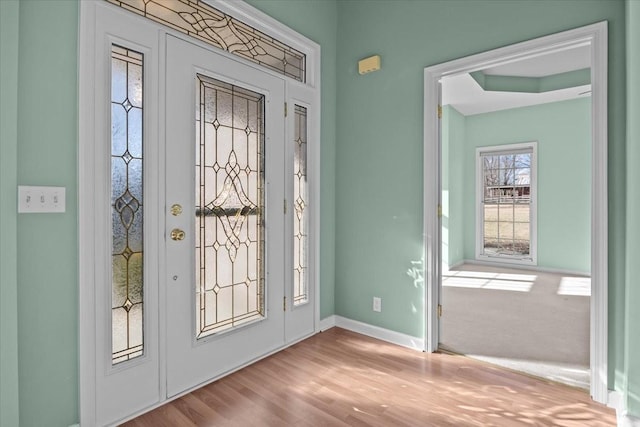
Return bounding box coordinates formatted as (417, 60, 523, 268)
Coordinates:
(442, 44, 591, 116)
(442, 73, 591, 116)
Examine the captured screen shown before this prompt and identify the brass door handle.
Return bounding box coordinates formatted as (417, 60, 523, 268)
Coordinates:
(170, 228, 185, 241)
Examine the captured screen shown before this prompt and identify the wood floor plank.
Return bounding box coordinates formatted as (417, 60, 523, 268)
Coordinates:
(233, 361, 351, 425)
(122, 328, 616, 426)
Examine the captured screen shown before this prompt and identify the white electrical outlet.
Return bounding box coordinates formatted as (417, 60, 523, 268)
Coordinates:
(18, 186, 66, 213)
(373, 297, 382, 312)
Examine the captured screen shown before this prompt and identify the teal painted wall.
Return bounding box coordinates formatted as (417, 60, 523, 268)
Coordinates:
(442, 106, 466, 268)
(4, 0, 637, 424)
(334, 0, 627, 387)
(0, 0, 21, 425)
(15, 1, 79, 426)
(460, 98, 591, 273)
(625, 0, 640, 417)
(245, 0, 338, 319)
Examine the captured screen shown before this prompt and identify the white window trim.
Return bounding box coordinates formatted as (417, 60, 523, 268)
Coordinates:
(475, 142, 537, 266)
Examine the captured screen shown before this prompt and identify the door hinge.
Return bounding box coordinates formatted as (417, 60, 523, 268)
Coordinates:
(437, 104, 442, 119)
(284, 198, 287, 215)
(283, 296, 287, 311)
(437, 304, 443, 318)
(437, 204, 442, 218)
(285, 102, 288, 117)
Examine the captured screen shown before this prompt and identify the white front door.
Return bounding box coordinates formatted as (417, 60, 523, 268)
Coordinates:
(81, 2, 319, 424)
(165, 35, 286, 396)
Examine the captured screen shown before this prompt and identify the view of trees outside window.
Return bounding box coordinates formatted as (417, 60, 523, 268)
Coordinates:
(482, 151, 531, 257)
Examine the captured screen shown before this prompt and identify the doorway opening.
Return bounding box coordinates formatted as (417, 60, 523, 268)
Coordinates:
(423, 22, 608, 403)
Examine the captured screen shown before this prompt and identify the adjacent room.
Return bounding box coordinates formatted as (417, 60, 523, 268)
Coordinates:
(439, 45, 593, 389)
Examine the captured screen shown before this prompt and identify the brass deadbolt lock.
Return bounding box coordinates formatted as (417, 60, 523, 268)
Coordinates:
(170, 204, 183, 216)
(170, 228, 185, 241)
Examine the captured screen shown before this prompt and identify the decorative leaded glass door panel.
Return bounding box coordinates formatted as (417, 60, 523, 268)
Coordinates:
(165, 35, 285, 397)
(283, 87, 316, 343)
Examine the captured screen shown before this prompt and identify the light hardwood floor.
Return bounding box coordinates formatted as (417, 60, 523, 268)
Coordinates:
(123, 328, 615, 426)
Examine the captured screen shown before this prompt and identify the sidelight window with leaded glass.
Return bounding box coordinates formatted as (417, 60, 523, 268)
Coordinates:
(293, 105, 309, 306)
(111, 45, 144, 364)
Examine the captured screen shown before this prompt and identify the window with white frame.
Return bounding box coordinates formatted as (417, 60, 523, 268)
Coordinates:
(476, 142, 537, 264)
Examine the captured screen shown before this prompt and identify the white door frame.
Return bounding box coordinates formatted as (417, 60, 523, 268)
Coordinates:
(423, 21, 608, 403)
(79, 1, 321, 424)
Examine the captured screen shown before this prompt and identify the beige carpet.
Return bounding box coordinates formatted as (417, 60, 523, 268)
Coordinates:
(439, 263, 590, 389)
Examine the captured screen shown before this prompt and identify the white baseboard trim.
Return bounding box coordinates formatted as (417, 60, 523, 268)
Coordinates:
(443, 260, 464, 272)
(621, 414, 640, 427)
(319, 315, 336, 331)
(462, 259, 590, 276)
(330, 315, 424, 352)
(610, 390, 624, 409)
(609, 391, 640, 426)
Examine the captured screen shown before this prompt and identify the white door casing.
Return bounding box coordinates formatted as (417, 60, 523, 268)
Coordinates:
(79, 1, 321, 425)
(423, 22, 608, 403)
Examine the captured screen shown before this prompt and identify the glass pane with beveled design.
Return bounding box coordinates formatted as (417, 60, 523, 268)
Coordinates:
(105, 0, 306, 82)
(195, 74, 265, 339)
(293, 105, 308, 306)
(111, 45, 144, 365)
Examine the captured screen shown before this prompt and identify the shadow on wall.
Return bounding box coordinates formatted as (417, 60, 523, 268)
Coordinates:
(405, 258, 424, 315)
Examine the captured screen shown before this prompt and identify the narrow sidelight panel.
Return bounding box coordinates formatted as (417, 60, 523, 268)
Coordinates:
(111, 45, 144, 364)
(293, 105, 308, 306)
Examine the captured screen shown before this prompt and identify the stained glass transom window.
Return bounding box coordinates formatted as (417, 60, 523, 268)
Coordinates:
(105, 0, 306, 82)
(111, 45, 144, 364)
(195, 74, 265, 339)
(293, 105, 308, 306)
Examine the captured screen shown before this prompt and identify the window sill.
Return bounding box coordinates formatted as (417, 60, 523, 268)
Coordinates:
(476, 254, 537, 267)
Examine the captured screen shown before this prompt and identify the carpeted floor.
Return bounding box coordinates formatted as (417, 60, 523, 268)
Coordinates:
(439, 263, 590, 389)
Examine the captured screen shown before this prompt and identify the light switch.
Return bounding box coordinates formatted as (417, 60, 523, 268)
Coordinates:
(18, 186, 66, 213)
